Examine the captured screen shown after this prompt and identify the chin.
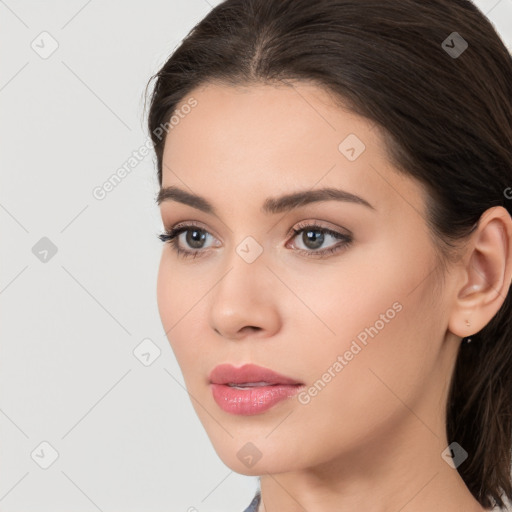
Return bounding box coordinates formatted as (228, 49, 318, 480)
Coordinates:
(209, 436, 307, 476)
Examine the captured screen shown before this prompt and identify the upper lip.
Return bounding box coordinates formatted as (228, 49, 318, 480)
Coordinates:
(209, 363, 302, 386)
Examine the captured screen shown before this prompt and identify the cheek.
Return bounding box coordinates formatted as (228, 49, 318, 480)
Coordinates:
(289, 275, 407, 411)
(156, 252, 212, 378)
(269, 299, 433, 470)
(156, 251, 202, 329)
(156, 253, 195, 356)
(277, 247, 403, 360)
(287, 248, 439, 426)
(156, 252, 175, 327)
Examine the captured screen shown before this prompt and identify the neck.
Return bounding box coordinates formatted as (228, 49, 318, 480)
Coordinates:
(256, 415, 487, 512)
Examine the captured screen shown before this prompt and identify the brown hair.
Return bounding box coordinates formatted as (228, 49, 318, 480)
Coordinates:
(144, 0, 512, 508)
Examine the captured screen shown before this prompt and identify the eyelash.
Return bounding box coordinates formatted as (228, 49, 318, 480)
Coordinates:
(157, 221, 353, 260)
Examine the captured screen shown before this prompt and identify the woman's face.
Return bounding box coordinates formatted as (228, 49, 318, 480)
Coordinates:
(156, 82, 459, 475)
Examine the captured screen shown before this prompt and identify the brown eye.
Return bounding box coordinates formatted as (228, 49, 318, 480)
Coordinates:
(289, 223, 353, 258)
(184, 228, 208, 249)
(157, 223, 217, 259)
(300, 228, 325, 250)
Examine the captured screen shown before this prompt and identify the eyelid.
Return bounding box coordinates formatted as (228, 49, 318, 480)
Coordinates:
(285, 219, 353, 239)
(284, 221, 353, 256)
(166, 220, 221, 241)
(165, 219, 351, 246)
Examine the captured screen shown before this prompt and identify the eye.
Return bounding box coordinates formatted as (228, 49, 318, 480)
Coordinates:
(157, 222, 217, 259)
(157, 220, 353, 259)
(287, 221, 353, 258)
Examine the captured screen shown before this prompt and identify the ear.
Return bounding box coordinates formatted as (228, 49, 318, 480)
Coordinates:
(448, 206, 512, 339)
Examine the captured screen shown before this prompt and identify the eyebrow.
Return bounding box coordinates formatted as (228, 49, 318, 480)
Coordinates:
(156, 185, 375, 214)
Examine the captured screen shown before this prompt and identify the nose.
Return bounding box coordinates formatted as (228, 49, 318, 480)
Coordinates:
(208, 253, 282, 341)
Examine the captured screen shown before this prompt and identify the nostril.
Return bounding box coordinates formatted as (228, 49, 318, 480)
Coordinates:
(242, 326, 261, 334)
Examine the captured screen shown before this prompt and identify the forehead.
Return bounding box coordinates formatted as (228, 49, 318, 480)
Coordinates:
(163, 81, 380, 163)
(160, 81, 426, 221)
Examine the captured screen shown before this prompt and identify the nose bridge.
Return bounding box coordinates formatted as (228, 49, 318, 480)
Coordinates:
(208, 236, 280, 337)
(213, 238, 267, 309)
(217, 228, 268, 291)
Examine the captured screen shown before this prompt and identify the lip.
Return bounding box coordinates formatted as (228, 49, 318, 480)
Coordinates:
(209, 363, 302, 386)
(209, 364, 304, 415)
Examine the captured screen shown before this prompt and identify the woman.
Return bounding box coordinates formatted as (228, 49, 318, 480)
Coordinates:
(145, 0, 512, 510)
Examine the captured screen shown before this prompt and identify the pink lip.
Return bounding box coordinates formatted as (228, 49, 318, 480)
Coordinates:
(209, 363, 302, 385)
(209, 364, 304, 415)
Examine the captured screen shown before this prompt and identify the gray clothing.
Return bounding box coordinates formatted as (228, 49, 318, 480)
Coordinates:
(242, 490, 261, 512)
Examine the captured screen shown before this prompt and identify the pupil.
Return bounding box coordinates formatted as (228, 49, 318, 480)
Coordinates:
(304, 230, 324, 249)
(187, 229, 206, 248)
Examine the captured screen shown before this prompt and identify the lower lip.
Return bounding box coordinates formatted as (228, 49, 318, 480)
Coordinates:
(210, 383, 303, 415)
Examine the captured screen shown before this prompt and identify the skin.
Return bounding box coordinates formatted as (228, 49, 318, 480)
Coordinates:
(156, 81, 512, 512)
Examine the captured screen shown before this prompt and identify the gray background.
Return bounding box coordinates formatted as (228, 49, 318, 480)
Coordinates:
(1, 1, 511, 511)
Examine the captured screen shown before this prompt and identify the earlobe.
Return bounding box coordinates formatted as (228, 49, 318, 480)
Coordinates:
(448, 206, 512, 340)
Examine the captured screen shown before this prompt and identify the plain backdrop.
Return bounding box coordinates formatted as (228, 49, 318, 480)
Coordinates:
(1, 1, 512, 511)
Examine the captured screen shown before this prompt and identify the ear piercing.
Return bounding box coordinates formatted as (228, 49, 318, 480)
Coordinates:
(463, 319, 472, 344)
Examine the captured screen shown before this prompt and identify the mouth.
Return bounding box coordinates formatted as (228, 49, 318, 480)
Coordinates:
(209, 363, 303, 386)
(226, 381, 290, 389)
(210, 382, 304, 415)
(208, 364, 304, 415)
